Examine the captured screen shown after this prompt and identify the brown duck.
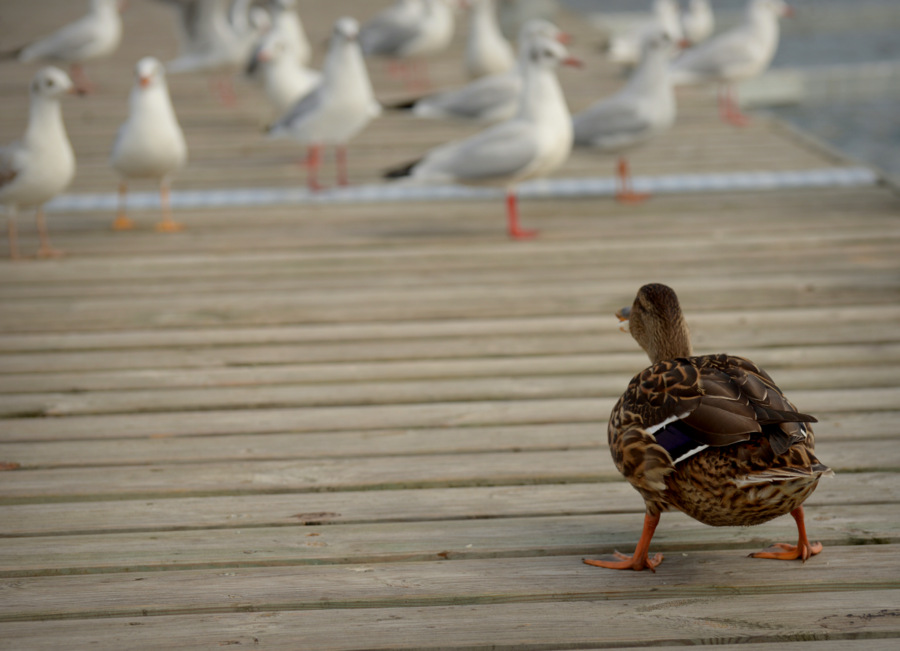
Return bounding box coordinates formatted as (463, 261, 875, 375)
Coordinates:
(584, 283, 832, 571)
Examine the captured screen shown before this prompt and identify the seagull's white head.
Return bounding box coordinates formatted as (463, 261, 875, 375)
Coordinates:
(256, 34, 288, 64)
(518, 19, 571, 53)
(135, 56, 165, 90)
(31, 67, 74, 99)
(334, 17, 360, 42)
(526, 35, 582, 70)
(641, 30, 674, 57)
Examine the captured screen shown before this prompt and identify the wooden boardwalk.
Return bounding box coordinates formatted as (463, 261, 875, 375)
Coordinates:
(2, 1, 899, 649)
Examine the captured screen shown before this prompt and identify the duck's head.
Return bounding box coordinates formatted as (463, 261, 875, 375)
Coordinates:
(31, 67, 74, 99)
(617, 283, 692, 363)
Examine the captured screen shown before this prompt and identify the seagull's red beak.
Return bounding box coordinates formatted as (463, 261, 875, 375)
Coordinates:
(139, 76, 151, 88)
(556, 32, 573, 46)
(562, 56, 584, 68)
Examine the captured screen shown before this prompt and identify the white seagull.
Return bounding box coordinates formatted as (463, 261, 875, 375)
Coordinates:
(608, 0, 682, 67)
(110, 57, 188, 233)
(573, 33, 676, 203)
(1, 68, 76, 260)
(12, 0, 123, 94)
(680, 0, 715, 47)
(464, 0, 515, 79)
(268, 17, 381, 191)
(670, 0, 793, 126)
(249, 31, 321, 121)
(390, 19, 569, 123)
(385, 32, 581, 240)
(268, 0, 312, 67)
(164, 0, 270, 105)
(360, 0, 456, 88)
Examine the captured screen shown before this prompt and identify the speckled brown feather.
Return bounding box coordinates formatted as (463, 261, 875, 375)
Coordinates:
(610, 353, 829, 524)
(609, 283, 831, 527)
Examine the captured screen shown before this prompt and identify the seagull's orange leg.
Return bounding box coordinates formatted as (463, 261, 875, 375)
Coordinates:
(69, 63, 95, 95)
(306, 144, 324, 191)
(155, 179, 184, 232)
(720, 84, 750, 127)
(583, 512, 663, 572)
(335, 144, 349, 187)
(506, 190, 537, 240)
(35, 207, 64, 258)
(615, 157, 649, 203)
(7, 208, 21, 260)
(750, 506, 823, 562)
(112, 181, 136, 230)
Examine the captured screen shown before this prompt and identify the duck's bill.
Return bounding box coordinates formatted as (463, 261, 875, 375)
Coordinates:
(615, 306, 630, 333)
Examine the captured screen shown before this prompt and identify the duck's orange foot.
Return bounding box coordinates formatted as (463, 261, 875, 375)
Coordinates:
(583, 551, 663, 572)
(750, 541, 823, 562)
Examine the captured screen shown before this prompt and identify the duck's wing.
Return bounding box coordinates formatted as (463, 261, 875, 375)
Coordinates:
(620, 355, 816, 464)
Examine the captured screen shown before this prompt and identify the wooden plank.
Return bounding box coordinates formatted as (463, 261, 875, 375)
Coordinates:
(2, 366, 897, 418)
(1, 547, 897, 622)
(1, 412, 893, 470)
(1, 325, 898, 375)
(0, 473, 895, 538)
(2, 387, 898, 442)
(2, 232, 898, 298)
(2, 271, 898, 333)
(0, 591, 897, 651)
(0, 345, 897, 395)
(0, 506, 894, 577)
(0, 440, 894, 504)
(2, 304, 897, 352)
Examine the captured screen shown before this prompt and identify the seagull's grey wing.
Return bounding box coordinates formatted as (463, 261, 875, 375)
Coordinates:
(573, 98, 652, 148)
(360, 15, 419, 56)
(421, 73, 520, 120)
(672, 27, 755, 78)
(19, 15, 98, 61)
(419, 121, 539, 182)
(0, 143, 22, 191)
(272, 84, 323, 129)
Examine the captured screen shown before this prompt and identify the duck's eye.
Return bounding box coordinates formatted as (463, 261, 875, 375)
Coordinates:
(46, 79, 55, 87)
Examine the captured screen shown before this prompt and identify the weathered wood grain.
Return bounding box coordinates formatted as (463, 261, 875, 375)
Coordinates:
(1, 0, 898, 648)
(1, 472, 895, 538)
(2, 547, 898, 622)
(1, 591, 897, 651)
(0, 506, 895, 578)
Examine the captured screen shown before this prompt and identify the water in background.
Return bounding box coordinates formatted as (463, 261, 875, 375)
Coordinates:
(561, 0, 900, 184)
